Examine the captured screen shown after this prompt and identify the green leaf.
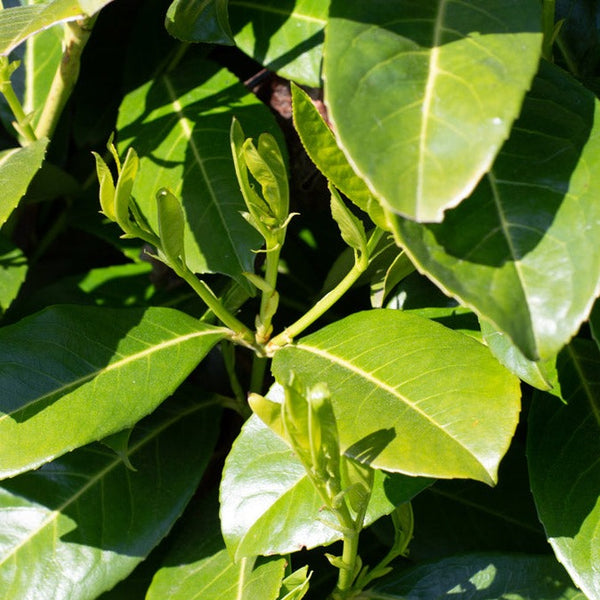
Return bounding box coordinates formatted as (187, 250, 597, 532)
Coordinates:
(368, 554, 582, 599)
(329, 185, 367, 254)
(0, 0, 113, 56)
(146, 495, 286, 600)
(324, 0, 543, 222)
(391, 60, 600, 361)
(370, 251, 415, 309)
(480, 318, 561, 397)
(0, 305, 227, 478)
(272, 309, 520, 484)
(0, 236, 27, 314)
(116, 56, 282, 286)
(156, 187, 185, 266)
(291, 83, 386, 229)
(277, 566, 310, 600)
(92, 150, 116, 221)
(528, 339, 600, 599)
(229, 0, 327, 87)
(165, 0, 234, 45)
(113, 146, 139, 234)
(0, 137, 48, 227)
(0, 394, 221, 600)
(220, 414, 431, 560)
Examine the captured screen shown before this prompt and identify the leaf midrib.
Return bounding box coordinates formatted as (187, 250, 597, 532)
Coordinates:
(0, 327, 224, 425)
(294, 341, 481, 463)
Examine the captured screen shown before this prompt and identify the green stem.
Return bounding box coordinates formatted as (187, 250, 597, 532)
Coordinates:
(174, 263, 257, 348)
(0, 82, 37, 143)
(249, 354, 268, 394)
(221, 342, 251, 419)
(268, 252, 368, 351)
(35, 16, 96, 139)
(256, 239, 282, 343)
(332, 529, 361, 599)
(542, 0, 556, 61)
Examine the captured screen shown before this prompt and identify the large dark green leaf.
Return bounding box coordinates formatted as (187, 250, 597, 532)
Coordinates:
(116, 55, 281, 286)
(368, 554, 582, 599)
(392, 61, 600, 361)
(0, 138, 48, 227)
(220, 413, 431, 560)
(0, 236, 27, 315)
(272, 309, 520, 484)
(323, 0, 542, 222)
(0, 305, 226, 478)
(0, 394, 221, 600)
(229, 0, 327, 87)
(147, 495, 286, 600)
(528, 339, 600, 599)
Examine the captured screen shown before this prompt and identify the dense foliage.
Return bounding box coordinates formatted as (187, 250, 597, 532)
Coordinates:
(0, 1, 599, 598)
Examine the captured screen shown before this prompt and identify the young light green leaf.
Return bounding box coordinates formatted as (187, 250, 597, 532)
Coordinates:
(92, 151, 116, 221)
(0, 395, 221, 600)
(0, 137, 48, 227)
(0, 305, 227, 478)
(272, 309, 521, 484)
(229, 0, 327, 87)
(165, 0, 234, 45)
(156, 187, 185, 266)
(220, 414, 432, 560)
(528, 339, 600, 599)
(324, 0, 543, 222)
(291, 83, 387, 229)
(113, 146, 138, 233)
(391, 60, 600, 361)
(370, 251, 415, 309)
(146, 495, 286, 600)
(330, 185, 367, 255)
(117, 57, 279, 286)
(277, 566, 310, 600)
(368, 554, 582, 599)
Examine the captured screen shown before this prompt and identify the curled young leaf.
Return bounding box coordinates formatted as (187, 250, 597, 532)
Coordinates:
(330, 184, 367, 256)
(92, 152, 116, 221)
(114, 147, 139, 234)
(156, 187, 186, 267)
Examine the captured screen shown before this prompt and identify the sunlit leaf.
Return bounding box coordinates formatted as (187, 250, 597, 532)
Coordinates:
(0, 305, 226, 478)
(324, 0, 542, 221)
(165, 0, 234, 45)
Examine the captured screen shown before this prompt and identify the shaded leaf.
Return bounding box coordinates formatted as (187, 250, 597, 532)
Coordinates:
(0, 236, 27, 314)
(528, 339, 600, 599)
(392, 60, 600, 361)
(324, 0, 543, 221)
(147, 495, 286, 600)
(220, 414, 431, 560)
(272, 309, 520, 484)
(368, 554, 582, 599)
(229, 0, 326, 87)
(116, 56, 282, 286)
(0, 137, 48, 227)
(0, 305, 226, 478)
(165, 0, 234, 45)
(0, 394, 221, 600)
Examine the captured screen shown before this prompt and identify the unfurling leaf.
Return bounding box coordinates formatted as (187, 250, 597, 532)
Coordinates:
(156, 187, 186, 266)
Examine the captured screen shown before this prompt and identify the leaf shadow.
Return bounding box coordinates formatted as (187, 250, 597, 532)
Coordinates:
(345, 428, 396, 464)
(229, 0, 323, 74)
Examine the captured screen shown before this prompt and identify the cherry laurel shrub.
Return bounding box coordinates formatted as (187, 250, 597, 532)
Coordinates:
(0, 1, 599, 599)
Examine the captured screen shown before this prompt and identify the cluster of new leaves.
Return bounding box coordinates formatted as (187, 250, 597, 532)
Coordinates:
(0, 0, 599, 599)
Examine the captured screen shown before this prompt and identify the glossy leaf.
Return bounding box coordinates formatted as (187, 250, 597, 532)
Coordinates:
(147, 495, 286, 600)
(480, 318, 561, 397)
(528, 339, 600, 599)
(0, 236, 27, 314)
(368, 554, 582, 599)
(156, 187, 185, 265)
(392, 61, 600, 361)
(229, 0, 327, 87)
(165, 0, 234, 45)
(0, 305, 226, 478)
(0, 137, 48, 227)
(0, 0, 113, 55)
(291, 83, 386, 229)
(329, 185, 366, 254)
(220, 414, 431, 560)
(116, 56, 282, 286)
(324, 0, 543, 222)
(0, 395, 221, 600)
(272, 309, 520, 484)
